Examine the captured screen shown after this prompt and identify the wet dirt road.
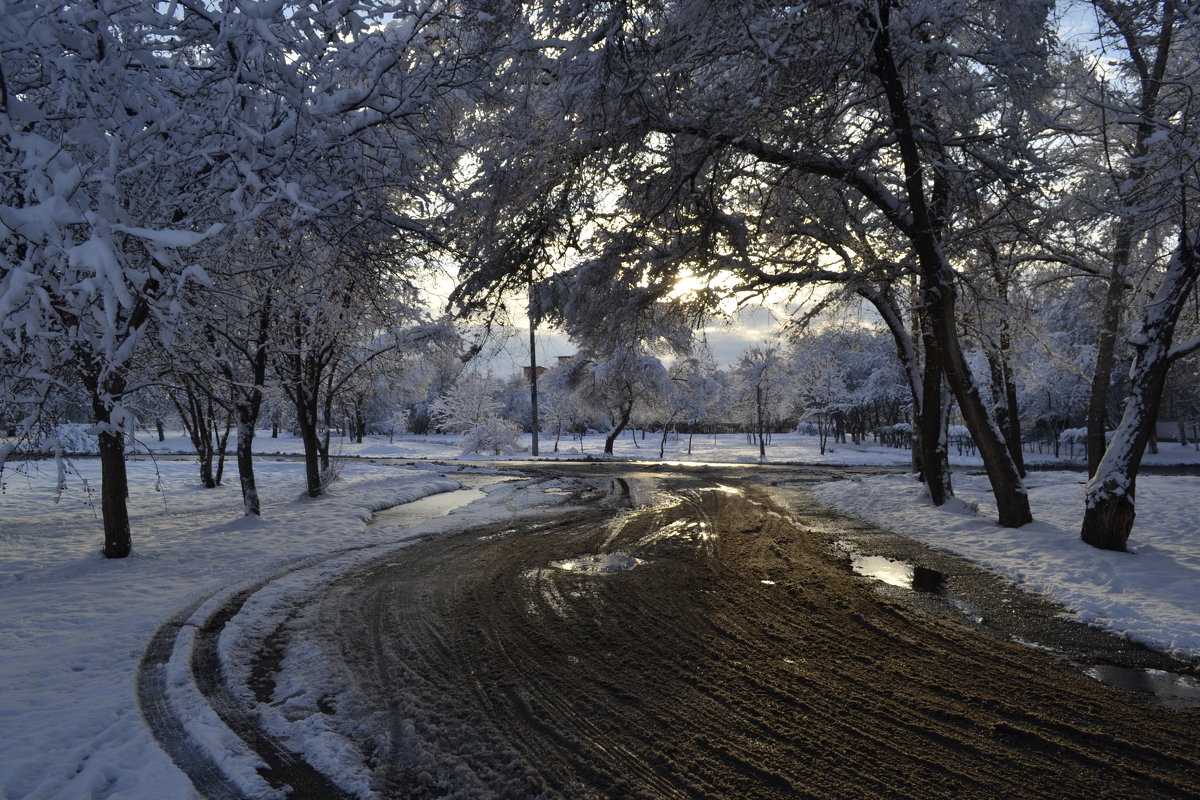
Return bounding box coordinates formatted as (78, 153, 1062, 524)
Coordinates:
(312, 466, 1200, 799)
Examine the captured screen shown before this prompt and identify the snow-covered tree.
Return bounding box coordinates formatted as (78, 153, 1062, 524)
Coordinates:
(471, 0, 1054, 525)
(573, 348, 672, 456)
(663, 355, 723, 457)
(1052, 0, 1197, 477)
(1063, 0, 1200, 550)
(731, 345, 794, 461)
(430, 371, 522, 455)
(0, 3, 226, 556)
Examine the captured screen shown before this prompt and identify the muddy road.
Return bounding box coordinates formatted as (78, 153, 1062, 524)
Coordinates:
(308, 466, 1200, 799)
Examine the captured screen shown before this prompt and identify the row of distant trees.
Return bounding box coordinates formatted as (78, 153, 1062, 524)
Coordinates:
(426, 320, 1200, 462)
(42, 316, 1194, 473)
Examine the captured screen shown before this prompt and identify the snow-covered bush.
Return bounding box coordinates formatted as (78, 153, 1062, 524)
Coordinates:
(456, 416, 523, 456)
(430, 372, 524, 455)
(35, 421, 152, 456)
(36, 425, 98, 455)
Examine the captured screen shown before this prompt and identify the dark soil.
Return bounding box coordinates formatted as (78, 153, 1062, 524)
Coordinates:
(311, 468, 1200, 799)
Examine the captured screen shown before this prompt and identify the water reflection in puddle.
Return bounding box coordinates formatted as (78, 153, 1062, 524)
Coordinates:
(552, 553, 645, 574)
(638, 519, 712, 548)
(849, 552, 945, 593)
(836, 547, 1199, 709)
(1084, 665, 1200, 710)
(369, 488, 487, 528)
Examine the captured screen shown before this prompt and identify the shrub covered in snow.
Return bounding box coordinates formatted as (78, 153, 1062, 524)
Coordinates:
(37, 424, 99, 455)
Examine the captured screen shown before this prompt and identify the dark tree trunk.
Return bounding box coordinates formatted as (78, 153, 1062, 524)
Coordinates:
(604, 397, 633, 455)
(861, 286, 925, 478)
(988, 346, 1027, 478)
(1004, 370, 1026, 477)
(293, 371, 323, 497)
(756, 384, 766, 461)
(529, 314, 540, 457)
(236, 416, 259, 515)
(1080, 492, 1138, 552)
(213, 412, 232, 486)
(96, 425, 132, 559)
(319, 378, 334, 474)
(931, 287, 1030, 526)
(172, 382, 216, 488)
(231, 306, 270, 515)
(1086, 246, 1128, 476)
(297, 410, 322, 497)
(869, 4, 1029, 526)
(916, 322, 950, 504)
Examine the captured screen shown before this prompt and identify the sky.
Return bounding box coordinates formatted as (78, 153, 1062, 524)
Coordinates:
(473, 304, 791, 375)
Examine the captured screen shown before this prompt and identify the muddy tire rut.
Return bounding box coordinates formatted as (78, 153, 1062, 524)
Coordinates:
(313, 474, 1200, 799)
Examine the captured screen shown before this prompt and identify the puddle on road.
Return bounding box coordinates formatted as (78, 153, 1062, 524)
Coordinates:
(848, 552, 945, 593)
(552, 553, 645, 574)
(836, 545, 1200, 710)
(369, 488, 486, 528)
(637, 519, 713, 548)
(1084, 664, 1200, 710)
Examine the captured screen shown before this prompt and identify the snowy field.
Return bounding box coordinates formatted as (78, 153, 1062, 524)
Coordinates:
(1, 430, 1198, 799)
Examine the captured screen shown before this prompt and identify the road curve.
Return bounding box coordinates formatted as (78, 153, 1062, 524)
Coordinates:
(310, 470, 1200, 799)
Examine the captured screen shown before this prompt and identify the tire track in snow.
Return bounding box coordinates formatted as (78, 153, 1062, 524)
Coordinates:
(137, 565, 354, 800)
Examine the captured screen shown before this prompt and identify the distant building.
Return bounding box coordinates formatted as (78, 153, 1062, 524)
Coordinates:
(522, 365, 548, 382)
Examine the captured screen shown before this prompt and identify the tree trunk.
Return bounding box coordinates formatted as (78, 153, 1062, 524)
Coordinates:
(230, 305, 269, 515)
(1082, 234, 1198, 550)
(320, 381, 334, 473)
(213, 412, 232, 486)
(172, 384, 216, 488)
(659, 418, 676, 459)
(604, 397, 633, 454)
(236, 416, 260, 515)
(916, 322, 950, 504)
(1085, 246, 1128, 476)
(91, 388, 132, 559)
(529, 311, 540, 457)
(930, 284, 1030, 526)
(1004, 368, 1026, 477)
(756, 384, 766, 461)
(869, 4, 1028, 526)
(298, 413, 322, 497)
(293, 375, 323, 497)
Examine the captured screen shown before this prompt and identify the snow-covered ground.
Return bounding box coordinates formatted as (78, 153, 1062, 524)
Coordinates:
(2, 430, 1197, 799)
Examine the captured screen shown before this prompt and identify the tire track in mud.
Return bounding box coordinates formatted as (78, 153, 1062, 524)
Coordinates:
(318, 473, 1200, 799)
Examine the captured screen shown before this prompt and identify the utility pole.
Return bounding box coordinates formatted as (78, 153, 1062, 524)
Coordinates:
(529, 282, 539, 457)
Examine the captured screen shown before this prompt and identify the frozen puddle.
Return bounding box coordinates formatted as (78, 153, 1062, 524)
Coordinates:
(552, 553, 645, 574)
(847, 551, 945, 593)
(1084, 665, 1200, 710)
